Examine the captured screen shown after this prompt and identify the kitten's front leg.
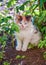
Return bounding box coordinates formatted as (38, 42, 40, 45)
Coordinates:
(16, 39, 22, 51)
(22, 39, 29, 51)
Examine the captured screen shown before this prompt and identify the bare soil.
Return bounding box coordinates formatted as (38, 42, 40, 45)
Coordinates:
(0, 46, 46, 65)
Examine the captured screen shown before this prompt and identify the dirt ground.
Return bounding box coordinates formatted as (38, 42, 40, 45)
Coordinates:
(0, 46, 46, 65)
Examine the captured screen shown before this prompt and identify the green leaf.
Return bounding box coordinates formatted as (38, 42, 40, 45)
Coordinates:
(19, 5, 24, 11)
(21, 55, 25, 59)
(40, 0, 44, 9)
(16, 55, 21, 59)
(11, 22, 20, 32)
(0, 52, 4, 59)
(43, 0, 46, 3)
(3, 61, 10, 65)
(7, 0, 17, 7)
(16, 6, 19, 13)
(43, 52, 46, 60)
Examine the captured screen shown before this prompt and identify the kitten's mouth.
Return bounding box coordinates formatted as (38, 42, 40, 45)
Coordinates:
(20, 26, 25, 30)
(21, 27, 25, 30)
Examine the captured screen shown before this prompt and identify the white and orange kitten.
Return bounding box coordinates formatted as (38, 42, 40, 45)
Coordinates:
(15, 15, 41, 51)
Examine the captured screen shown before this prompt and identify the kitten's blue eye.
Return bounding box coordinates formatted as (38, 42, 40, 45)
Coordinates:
(20, 22, 22, 24)
(25, 23, 27, 24)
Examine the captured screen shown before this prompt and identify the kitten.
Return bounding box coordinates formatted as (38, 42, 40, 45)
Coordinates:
(15, 14, 41, 51)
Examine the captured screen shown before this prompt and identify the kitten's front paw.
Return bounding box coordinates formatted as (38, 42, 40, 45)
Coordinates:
(16, 46, 21, 51)
(22, 48, 27, 51)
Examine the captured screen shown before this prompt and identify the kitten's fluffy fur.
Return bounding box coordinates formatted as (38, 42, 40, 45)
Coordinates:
(15, 15, 41, 51)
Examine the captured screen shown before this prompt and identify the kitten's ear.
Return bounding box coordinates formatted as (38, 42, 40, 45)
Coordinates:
(16, 14, 22, 19)
(25, 15, 32, 21)
(15, 14, 20, 19)
(15, 14, 22, 22)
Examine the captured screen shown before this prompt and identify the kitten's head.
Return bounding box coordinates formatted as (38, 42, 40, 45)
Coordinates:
(15, 14, 32, 30)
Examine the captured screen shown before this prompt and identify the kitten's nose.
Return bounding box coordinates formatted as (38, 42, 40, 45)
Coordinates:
(22, 25, 24, 28)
